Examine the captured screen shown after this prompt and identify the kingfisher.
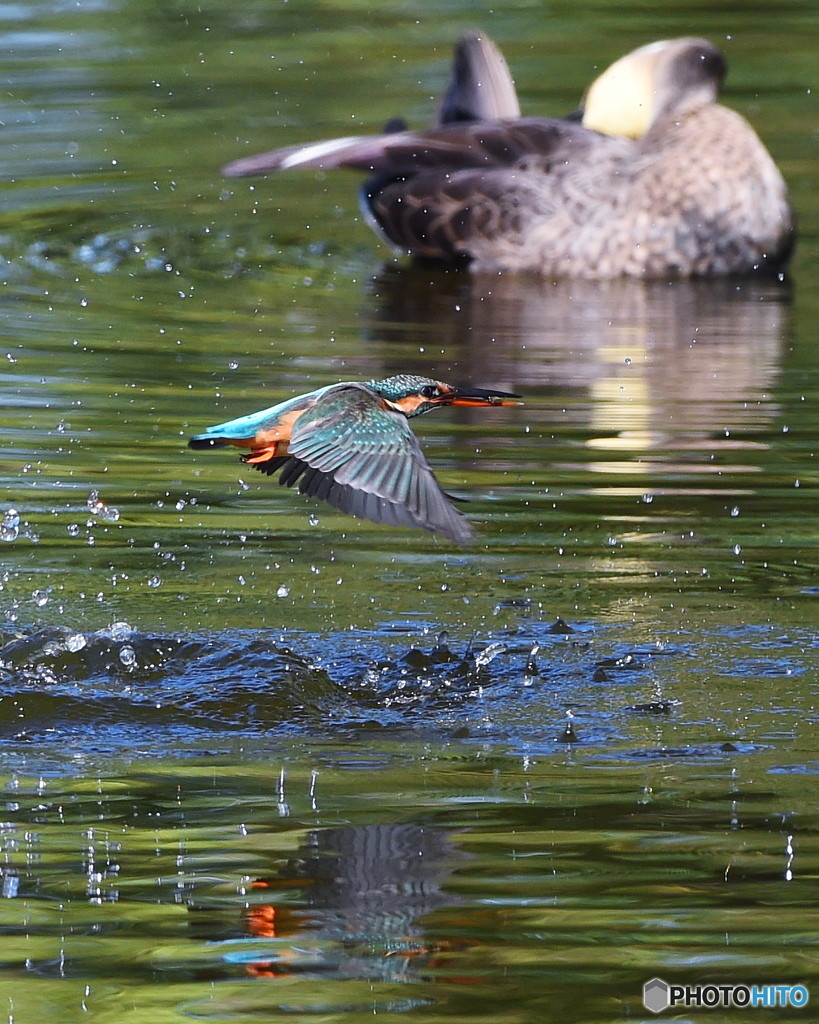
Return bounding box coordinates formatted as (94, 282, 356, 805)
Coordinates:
(188, 374, 521, 544)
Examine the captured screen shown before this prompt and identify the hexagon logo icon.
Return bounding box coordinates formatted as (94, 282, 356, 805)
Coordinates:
(644, 978, 670, 1014)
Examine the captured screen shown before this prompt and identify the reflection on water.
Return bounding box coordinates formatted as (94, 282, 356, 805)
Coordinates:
(369, 269, 788, 457)
(213, 824, 465, 987)
(1, 753, 817, 1022)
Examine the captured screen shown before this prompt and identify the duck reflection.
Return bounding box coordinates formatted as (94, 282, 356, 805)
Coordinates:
(196, 823, 468, 983)
(365, 268, 790, 460)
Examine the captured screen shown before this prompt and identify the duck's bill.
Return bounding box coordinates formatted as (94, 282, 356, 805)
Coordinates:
(443, 385, 523, 407)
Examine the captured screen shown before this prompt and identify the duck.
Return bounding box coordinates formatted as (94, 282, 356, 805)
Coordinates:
(188, 374, 521, 544)
(222, 32, 793, 279)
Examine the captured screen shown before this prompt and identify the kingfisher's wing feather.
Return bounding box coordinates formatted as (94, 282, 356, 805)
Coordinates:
(251, 455, 292, 477)
(286, 460, 428, 533)
(285, 384, 473, 544)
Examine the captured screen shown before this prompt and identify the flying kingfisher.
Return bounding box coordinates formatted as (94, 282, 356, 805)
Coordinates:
(188, 374, 521, 544)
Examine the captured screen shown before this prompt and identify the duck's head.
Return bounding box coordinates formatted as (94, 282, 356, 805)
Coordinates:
(581, 37, 727, 139)
(371, 374, 522, 417)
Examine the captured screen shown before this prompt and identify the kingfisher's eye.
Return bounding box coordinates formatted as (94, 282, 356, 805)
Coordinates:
(420, 385, 440, 399)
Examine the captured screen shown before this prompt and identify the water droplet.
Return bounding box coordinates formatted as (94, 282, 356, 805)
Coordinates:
(147, 576, 161, 588)
(475, 642, 506, 670)
(1, 509, 20, 543)
(32, 589, 49, 607)
(228, 360, 239, 370)
(733, 544, 742, 556)
(624, 357, 632, 366)
(86, 489, 119, 522)
(276, 584, 290, 598)
(730, 506, 740, 517)
(119, 645, 136, 668)
(67, 523, 80, 537)
(109, 621, 133, 640)
(308, 513, 319, 527)
(175, 499, 186, 511)
(66, 633, 87, 653)
(641, 494, 653, 504)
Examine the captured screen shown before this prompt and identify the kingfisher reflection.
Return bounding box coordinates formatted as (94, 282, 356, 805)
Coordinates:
(199, 823, 468, 984)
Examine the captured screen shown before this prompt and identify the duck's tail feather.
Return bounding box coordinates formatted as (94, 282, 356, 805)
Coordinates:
(438, 31, 521, 125)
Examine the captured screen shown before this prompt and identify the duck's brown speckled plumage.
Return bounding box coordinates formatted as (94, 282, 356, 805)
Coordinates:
(223, 33, 794, 279)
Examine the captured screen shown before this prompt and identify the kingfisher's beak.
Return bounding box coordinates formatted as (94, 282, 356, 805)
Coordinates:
(441, 385, 523, 408)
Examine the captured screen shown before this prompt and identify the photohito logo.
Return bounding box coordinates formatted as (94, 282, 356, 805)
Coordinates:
(643, 978, 809, 1013)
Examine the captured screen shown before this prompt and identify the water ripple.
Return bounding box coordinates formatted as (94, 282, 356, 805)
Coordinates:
(0, 620, 809, 763)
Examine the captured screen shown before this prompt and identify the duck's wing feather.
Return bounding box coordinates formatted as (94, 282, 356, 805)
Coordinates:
(367, 166, 556, 260)
(223, 117, 601, 179)
(365, 125, 633, 261)
(282, 383, 473, 544)
(224, 30, 523, 180)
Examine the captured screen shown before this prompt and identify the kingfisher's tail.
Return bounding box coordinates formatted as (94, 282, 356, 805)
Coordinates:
(188, 436, 229, 450)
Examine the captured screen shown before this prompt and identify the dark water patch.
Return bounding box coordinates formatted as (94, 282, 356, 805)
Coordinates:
(626, 699, 682, 714)
(622, 743, 762, 762)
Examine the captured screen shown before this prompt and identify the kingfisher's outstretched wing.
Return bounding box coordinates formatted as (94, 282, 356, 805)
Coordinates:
(274, 383, 473, 545)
